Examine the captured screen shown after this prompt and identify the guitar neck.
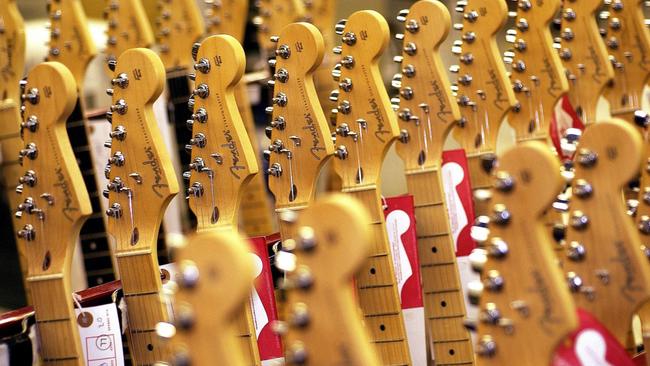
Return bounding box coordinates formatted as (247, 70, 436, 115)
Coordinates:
(233, 82, 275, 236)
(115, 251, 169, 364)
(66, 99, 117, 288)
(404, 169, 475, 366)
(342, 185, 411, 365)
(29, 276, 83, 365)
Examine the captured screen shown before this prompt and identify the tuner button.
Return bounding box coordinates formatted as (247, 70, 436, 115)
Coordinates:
(189, 157, 206, 172)
(110, 99, 128, 115)
(329, 90, 340, 102)
(477, 335, 497, 358)
(189, 133, 207, 148)
(512, 60, 526, 72)
(17, 224, 35, 241)
(518, 0, 532, 11)
(289, 302, 310, 327)
(403, 42, 417, 56)
(105, 88, 114, 97)
(337, 100, 351, 115)
(562, 28, 575, 41)
(402, 64, 416, 78)
(272, 92, 288, 107)
(467, 280, 484, 305)
(458, 74, 472, 86)
(480, 303, 501, 325)
(274, 68, 289, 83)
(567, 241, 587, 261)
(332, 45, 342, 55)
(395, 33, 405, 41)
(269, 35, 280, 43)
(270, 116, 286, 130)
(104, 164, 111, 179)
(488, 237, 509, 258)
(19, 143, 38, 161)
(393, 55, 403, 64)
(405, 19, 419, 33)
(192, 107, 208, 123)
(398, 130, 410, 144)
(639, 215, 650, 235)
(106, 202, 123, 219)
(494, 171, 514, 192)
(563, 8, 576, 21)
(610, 18, 621, 30)
(15, 185, 23, 194)
(485, 270, 504, 292)
(576, 148, 598, 167)
(460, 52, 474, 65)
(182, 171, 192, 181)
(480, 153, 497, 174)
(341, 55, 355, 69)
(334, 19, 347, 35)
(108, 151, 125, 167)
(491, 204, 511, 226)
(339, 78, 353, 92)
(469, 248, 488, 273)
(268, 162, 283, 177)
(517, 18, 529, 32)
(194, 58, 211, 74)
(334, 145, 348, 160)
(265, 126, 273, 139)
(612, 0, 623, 11)
(186, 182, 204, 199)
(396, 9, 409, 23)
(570, 210, 589, 230)
(111, 73, 129, 88)
(634, 110, 650, 127)
(573, 179, 593, 199)
(607, 37, 619, 50)
(193, 84, 210, 99)
(176, 303, 196, 330)
(107, 59, 117, 71)
(295, 267, 314, 289)
(191, 42, 201, 61)
(464, 10, 479, 23)
(287, 342, 308, 365)
(22, 88, 39, 105)
(342, 32, 357, 46)
(298, 226, 317, 251)
(180, 260, 200, 288)
(19, 170, 37, 187)
(566, 271, 583, 292)
(398, 108, 412, 122)
(559, 48, 572, 61)
(276, 44, 291, 59)
(400, 87, 413, 100)
(109, 125, 127, 141)
(267, 58, 277, 69)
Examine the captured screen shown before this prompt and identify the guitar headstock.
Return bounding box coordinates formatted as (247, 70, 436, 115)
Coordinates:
(104, 48, 179, 252)
(277, 194, 380, 365)
(303, 0, 338, 45)
(46, 0, 97, 85)
(451, 0, 517, 153)
(505, 0, 569, 141)
(156, 0, 205, 71)
(600, 0, 650, 118)
(186, 35, 258, 230)
(202, 0, 249, 42)
(159, 230, 253, 365)
(563, 119, 650, 343)
(0, 0, 25, 101)
(392, 0, 462, 170)
(557, 0, 615, 124)
(468, 142, 576, 363)
(253, 0, 306, 55)
(104, 0, 155, 72)
(330, 10, 399, 187)
(265, 22, 333, 208)
(16, 62, 91, 276)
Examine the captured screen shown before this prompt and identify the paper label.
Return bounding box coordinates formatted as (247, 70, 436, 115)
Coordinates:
(441, 149, 476, 257)
(384, 195, 425, 365)
(249, 236, 283, 361)
(74, 303, 125, 366)
(553, 309, 635, 366)
(549, 95, 584, 160)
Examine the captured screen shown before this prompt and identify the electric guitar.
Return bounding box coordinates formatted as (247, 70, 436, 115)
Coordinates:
(557, 0, 615, 125)
(277, 194, 381, 365)
(201, 0, 277, 237)
(451, 0, 517, 215)
(506, 0, 569, 144)
(158, 230, 254, 366)
(0, 0, 27, 299)
(329, 10, 412, 365)
(468, 141, 577, 364)
(186, 34, 262, 365)
(46, 0, 120, 288)
(562, 119, 650, 347)
(104, 48, 179, 364)
(265, 21, 333, 233)
(156, 0, 204, 72)
(103, 0, 154, 69)
(392, 1, 474, 365)
(17, 62, 92, 366)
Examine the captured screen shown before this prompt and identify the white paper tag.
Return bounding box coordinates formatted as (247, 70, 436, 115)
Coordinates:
(248, 83, 261, 105)
(74, 303, 125, 366)
(160, 263, 178, 320)
(441, 161, 468, 251)
(0, 342, 8, 366)
(250, 253, 269, 338)
(575, 330, 612, 366)
(386, 209, 413, 298)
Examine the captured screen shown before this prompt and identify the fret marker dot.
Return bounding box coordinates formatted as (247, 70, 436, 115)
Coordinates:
(370, 268, 376, 275)
(379, 324, 386, 331)
(440, 301, 447, 307)
(431, 247, 437, 253)
(449, 349, 455, 356)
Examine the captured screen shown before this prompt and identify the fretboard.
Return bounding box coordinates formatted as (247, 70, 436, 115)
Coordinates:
(115, 252, 169, 365)
(342, 186, 412, 366)
(405, 169, 475, 366)
(66, 100, 116, 287)
(28, 275, 83, 365)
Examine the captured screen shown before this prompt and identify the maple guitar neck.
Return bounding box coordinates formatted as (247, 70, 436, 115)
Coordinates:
(405, 169, 474, 365)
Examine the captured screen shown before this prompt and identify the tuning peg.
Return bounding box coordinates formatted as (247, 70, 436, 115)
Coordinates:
(334, 145, 348, 160)
(569, 210, 589, 230)
(19, 143, 38, 161)
(267, 58, 277, 70)
(265, 126, 273, 139)
(470, 216, 490, 243)
(391, 73, 402, 89)
(110, 100, 128, 115)
(396, 9, 409, 22)
(192, 84, 210, 99)
(476, 335, 497, 357)
(269, 35, 280, 43)
(398, 130, 410, 144)
(104, 140, 112, 148)
(107, 59, 117, 71)
(105, 88, 114, 96)
(332, 46, 342, 55)
(469, 248, 487, 273)
(474, 189, 492, 202)
(22, 88, 39, 105)
(106, 202, 123, 218)
(331, 63, 342, 81)
(395, 33, 405, 41)
(191, 42, 201, 61)
(491, 204, 511, 225)
(480, 153, 497, 174)
(268, 162, 283, 177)
(17, 224, 35, 241)
(467, 280, 483, 305)
(329, 90, 340, 102)
(334, 19, 347, 35)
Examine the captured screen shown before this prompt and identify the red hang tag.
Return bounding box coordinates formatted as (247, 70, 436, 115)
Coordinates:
(248, 236, 283, 362)
(549, 95, 585, 161)
(383, 195, 425, 365)
(552, 309, 636, 366)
